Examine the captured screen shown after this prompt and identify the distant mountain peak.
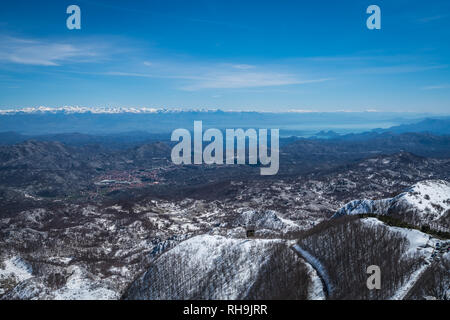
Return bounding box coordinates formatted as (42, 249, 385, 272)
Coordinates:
(333, 179, 450, 228)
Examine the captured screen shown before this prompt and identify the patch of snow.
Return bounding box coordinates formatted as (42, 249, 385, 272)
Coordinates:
(238, 210, 300, 232)
(52, 266, 119, 300)
(303, 259, 326, 300)
(398, 180, 450, 219)
(127, 235, 299, 300)
(292, 244, 333, 296)
(389, 263, 429, 300)
(362, 218, 433, 256)
(360, 218, 437, 300)
(0, 256, 33, 283)
(333, 180, 450, 225)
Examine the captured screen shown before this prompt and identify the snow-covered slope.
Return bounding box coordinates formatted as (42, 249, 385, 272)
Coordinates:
(1, 264, 120, 300)
(236, 209, 301, 233)
(361, 218, 438, 300)
(391, 180, 450, 220)
(333, 199, 392, 217)
(125, 235, 277, 299)
(333, 180, 450, 226)
(292, 244, 332, 297)
(361, 218, 435, 256)
(125, 234, 309, 300)
(0, 257, 33, 295)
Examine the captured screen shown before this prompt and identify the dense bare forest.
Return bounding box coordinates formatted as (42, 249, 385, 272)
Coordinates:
(123, 237, 311, 300)
(297, 216, 424, 299)
(408, 259, 449, 300)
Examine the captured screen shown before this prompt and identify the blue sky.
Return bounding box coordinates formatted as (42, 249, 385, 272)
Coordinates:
(0, 0, 449, 112)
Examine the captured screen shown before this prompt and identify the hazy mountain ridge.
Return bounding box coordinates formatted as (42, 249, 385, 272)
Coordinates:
(0, 108, 441, 135)
(374, 118, 450, 136)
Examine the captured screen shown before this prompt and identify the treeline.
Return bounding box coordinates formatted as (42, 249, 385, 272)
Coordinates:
(386, 207, 450, 238)
(359, 213, 450, 239)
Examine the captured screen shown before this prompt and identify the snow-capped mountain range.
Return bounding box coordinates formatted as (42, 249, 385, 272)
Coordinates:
(0, 106, 221, 115)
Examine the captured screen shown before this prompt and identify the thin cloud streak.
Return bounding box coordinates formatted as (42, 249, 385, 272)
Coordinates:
(0, 36, 109, 66)
(422, 84, 450, 90)
(181, 73, 331, 91)
(101, 70, 331, 91)
(351, 64, 447, 75)
(417, 15, 448, 23)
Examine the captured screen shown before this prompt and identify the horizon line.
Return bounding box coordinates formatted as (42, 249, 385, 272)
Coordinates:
(0, 106, 449, 116)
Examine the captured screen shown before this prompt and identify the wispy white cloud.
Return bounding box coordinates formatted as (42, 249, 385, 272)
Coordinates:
(182, 72, 331, 91)
(0, 36, 106, 66)
(230, 64, 255, 70)
(299, 53, 418, 64)
(422, 84, 450, 90)
(181, 72, 297, 90)
(99, 58, 332, 91)
(101, 71, 204, 81)
(417, 15, 448, 23)
(353, 64, 447, 75)
(0, 34, 332, 91)
(101, 68, 329, 91)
